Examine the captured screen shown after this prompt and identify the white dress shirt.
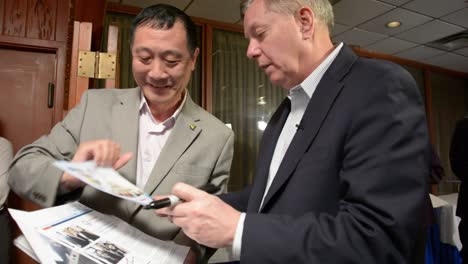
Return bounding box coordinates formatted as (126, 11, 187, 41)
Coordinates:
(230, 43, 344, 260)
(136, 92, 187, 189)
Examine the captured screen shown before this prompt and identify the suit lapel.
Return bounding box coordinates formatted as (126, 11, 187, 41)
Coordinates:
(142, 96, 201, 195)
(259, 45, 357, 211)
(247, 98, 290, 212)
(111, 88, 140, 184)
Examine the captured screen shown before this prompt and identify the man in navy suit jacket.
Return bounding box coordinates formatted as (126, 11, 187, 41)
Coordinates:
(157, 0, 430, 263)
(450, 115, 468, 261)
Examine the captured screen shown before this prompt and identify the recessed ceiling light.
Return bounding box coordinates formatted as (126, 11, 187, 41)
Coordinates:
(386, 21, 402, 28)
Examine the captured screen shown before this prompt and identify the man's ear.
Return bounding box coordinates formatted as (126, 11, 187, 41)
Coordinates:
(297, 6, 315, 39)
(191, 47, 200, 70)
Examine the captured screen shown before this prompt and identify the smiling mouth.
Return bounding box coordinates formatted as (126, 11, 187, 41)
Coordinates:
(149, 83, 171, 89)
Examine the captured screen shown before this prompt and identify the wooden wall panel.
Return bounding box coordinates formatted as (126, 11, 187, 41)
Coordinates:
(55, 0, 69, 42)
(26, 0, 57, 40)
(3, 0, 28, 37)
(0, 0, 4, 32)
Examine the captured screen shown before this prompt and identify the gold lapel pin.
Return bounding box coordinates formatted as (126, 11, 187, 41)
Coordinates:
(189, 124, 197, 130)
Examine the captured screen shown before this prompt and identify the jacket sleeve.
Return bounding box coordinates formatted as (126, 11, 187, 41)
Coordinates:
(208, 130, 235, 194)
(8, 92, 90, 207)
(219, 185, 252, 212)
(450, 119, 468, 180)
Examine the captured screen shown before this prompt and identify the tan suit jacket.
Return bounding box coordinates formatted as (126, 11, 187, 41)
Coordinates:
(9, 87, 234, 241)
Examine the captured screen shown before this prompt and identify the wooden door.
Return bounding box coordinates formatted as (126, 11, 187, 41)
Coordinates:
(0, 47, 56, 264)
(0, 48, 56, 154)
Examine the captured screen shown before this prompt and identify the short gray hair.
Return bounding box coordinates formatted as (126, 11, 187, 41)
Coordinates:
(240, 0, 334, 32)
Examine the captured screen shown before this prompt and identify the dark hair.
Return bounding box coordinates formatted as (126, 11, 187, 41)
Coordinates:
(130, 4, 198, 55)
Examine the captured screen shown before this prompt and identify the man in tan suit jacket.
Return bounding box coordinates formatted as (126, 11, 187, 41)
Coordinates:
(9, 4, 234, 245)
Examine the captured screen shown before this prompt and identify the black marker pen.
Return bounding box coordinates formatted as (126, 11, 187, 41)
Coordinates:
(143, 183, 220, 210)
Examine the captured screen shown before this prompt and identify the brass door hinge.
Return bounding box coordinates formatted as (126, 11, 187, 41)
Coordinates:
(78, 51, 116, 79)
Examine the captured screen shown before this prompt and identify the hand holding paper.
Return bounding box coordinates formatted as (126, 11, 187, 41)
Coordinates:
(53, 160, 153, 206)
(60, 140, 133, 191)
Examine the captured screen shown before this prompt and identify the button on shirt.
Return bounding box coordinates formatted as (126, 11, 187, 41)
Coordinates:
(136, 92, 186, 189)
(230, 43, 344, 260)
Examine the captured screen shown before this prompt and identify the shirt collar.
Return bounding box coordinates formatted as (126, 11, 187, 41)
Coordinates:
(139, 90, 187, 126)
(289, 42, 344, 99)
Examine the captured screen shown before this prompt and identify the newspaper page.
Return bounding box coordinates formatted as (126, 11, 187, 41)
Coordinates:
(53, 161, 153, 206)
(13, 235, 40, 262)
(9, 202, 189, 264)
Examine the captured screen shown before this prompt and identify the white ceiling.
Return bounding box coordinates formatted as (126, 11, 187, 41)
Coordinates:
(108, 0, 468, 74)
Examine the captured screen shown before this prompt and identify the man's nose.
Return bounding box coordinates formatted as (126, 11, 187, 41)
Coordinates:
(246, 40, 260, 59)
(148, 61, 169, 79)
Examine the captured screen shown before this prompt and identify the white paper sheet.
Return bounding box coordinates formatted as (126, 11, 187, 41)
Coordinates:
(9, 202, 189, 264)
(53, 161, 153, 206)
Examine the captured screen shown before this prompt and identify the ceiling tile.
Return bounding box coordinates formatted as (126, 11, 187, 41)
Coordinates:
(333, 0, 395, 27)
(331, 23, 351, 37)
(359, 8, 432, 36)
(454, 47, 468, 57)
(332, 28, 387, 47)
(402, 0, 467, 18)
(121, 0, 190, 9)
(394, 45, 446, 60)
(365, 37, 419, 54)
(377, 0, 412, 6)
(394, 19, 465, 44)
(441, 8, 468, 28)
(185, 0, 240, 24)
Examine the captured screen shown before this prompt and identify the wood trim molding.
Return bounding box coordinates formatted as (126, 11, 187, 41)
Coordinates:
(54, 45, 67, 125)
(353, 47, 468, 79)
(192, 17, 243, 33)
(68, 21, 80, 110)
(106, 2, 142, 15)
(105, 24, 119, 88)
(0, 35, 65, 50)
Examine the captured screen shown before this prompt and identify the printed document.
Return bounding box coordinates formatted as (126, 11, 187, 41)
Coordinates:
(10, 202, 189, 264)
(53, 161, 153, 206)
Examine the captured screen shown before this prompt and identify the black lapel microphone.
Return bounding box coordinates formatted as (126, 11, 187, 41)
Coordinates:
(295, 122, 304, 130)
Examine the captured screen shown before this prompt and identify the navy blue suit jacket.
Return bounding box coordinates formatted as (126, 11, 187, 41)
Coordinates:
(222, 45, 430, 263)
(450, 117, 468, 218)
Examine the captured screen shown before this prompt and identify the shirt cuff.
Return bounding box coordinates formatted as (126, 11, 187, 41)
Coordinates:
(229, 212, 245, 261)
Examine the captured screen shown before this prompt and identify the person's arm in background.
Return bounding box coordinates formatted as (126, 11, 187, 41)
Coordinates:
(0, 137, 13, 209)
(450, 119, 468, 180)
(0, 138, 13, 264)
